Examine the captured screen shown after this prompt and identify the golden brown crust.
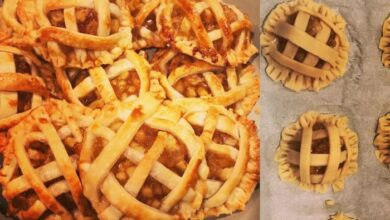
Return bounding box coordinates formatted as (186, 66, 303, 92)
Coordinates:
(0, 99, 97, 219)
(260, 0, 350, 91)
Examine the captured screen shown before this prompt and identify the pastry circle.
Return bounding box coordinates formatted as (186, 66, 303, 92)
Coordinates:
(0, 99, 97, 219)
(329, 212, 357, 220)
(275, 111, 358, 193)
(169, 98, 259, 218)
(129, 0, 258, 66)
(55, 50, 165, 108)
(79, 93, 207, 219)
(2, 0, 133, 68)
(374, 112, 390, 167)
(152, 49, 260, 116)
(379, 15, 390, 68)
(260, 0, 350, 91)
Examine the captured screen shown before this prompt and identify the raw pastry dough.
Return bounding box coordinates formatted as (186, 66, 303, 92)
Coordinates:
(275, 111, 358, 193)
(379, 15, 390, 67)
(152, 49, 260, 116)
(260, 0, 350, 91)
(374, 112, 390, 167)
(0, 99, 97, 219)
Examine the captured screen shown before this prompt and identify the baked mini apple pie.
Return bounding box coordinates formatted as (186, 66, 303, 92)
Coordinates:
(379, 15, 390, 68)
(79, 93, 207, 219)
(169, 98, 259, 218)
(260, 0, 350, 91)
(0, 45, 49, 129)
(129, 0, 257, 66)
(275, 111, 358, 193)
(374, 112, 390, 167)
(55, 50, 165, 108)
(0, 99, 97, 219)
(2, 0, 132, 68)
(152, 49, 259, 116)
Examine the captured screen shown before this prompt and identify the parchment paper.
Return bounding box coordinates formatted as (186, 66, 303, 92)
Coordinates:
(260, 0, 390, 219)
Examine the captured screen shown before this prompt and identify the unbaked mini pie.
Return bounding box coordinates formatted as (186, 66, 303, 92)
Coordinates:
(379, 15, 390, 68)
(129, 0, 258, 66)
(260, 0, 350, 91)
(169, 98, 259, 218)
(0, 45, 49, 129)
(275, 111, 358, 193)
(2, 0, 132, 68)
(79, 93, 207, 219)
(0, 99, 97, 219)
(152, 49, 260, 116)
(374, 112, 390, 167)
(55, 50, 165, 108)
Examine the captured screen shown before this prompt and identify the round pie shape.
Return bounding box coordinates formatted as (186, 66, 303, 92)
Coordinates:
(275, 111, 358, 193)
(0, 99, 97, 219)
(79, 93, 207, 219)
(152, 49, 260, 116)
(168, 98, 259, 218)
(2, 0, 132, 68)
(0, 45, 50, 129)
(129, 0, 258, 66)
(260, 0, 350, 91)
(374, 112, 390, 167)
(379, 15, 390, 68)
(55, 50, 165, 108)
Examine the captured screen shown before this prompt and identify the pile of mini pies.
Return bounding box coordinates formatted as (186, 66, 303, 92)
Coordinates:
(0, 0, 260, 219)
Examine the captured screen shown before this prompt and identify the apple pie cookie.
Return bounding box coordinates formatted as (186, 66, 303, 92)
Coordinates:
(2, 0, 132, 68)
(0, 99, 97, 219)
(55, 50, 165, 108)
(374, 112, 390, 167)
(379, 15, 390, 68)
(0, 45, 50, 129)
(260, 0, 350, 91)
(329, 212, 357, 220)
(152, 49, 260, 116)
(129, 0, 257, 66)
(80, 93, 208, 219)
(275, 111, 358, 193)
(168, 98, 259, 218)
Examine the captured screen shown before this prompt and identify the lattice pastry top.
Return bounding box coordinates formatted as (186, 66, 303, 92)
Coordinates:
(55, 50, 165, 108)
(0, 45, 50, 130)
(275, 111, 358, 193)
(129, 0, 257, 67)
(374, 112, 390, 168)
(260, 0, 350, 91)
(379, 15, 390, 68)
(152, 49, 259, 116)
(79, 93, 208, 219)
(2, 0, 133, 68)
(168, 98, 259, 218)
(0, 99, 98, 219)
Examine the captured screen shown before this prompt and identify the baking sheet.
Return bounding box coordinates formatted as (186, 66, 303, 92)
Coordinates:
(0, 0, 261, 219)
(260, 0, 390, 219)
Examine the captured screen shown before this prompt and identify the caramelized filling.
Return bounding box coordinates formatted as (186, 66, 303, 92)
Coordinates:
(111, 71, 141, 100)
(213, 131, 238, 147)
(48, 9, 66, 28)
(201, 9, 218, 32)
(28, 141, 54, 169)
(137, 177, 170, 209)
(174, 74, 211, 98)
(11, 189, 37, 211)
(14, 55, 34, 113)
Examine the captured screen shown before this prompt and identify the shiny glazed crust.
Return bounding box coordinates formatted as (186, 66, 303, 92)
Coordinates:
(152, 49, 260, 116)
(2, 0, 133, 68)
(0, 99, 97, 219)
(379, 15, 390, 68)
(374, 112, 390, 167)
(131, 0, 258, 66)
(260, 0, 349, 91)
(275, 111, 358, 193)
(169, 99, 259, 218)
